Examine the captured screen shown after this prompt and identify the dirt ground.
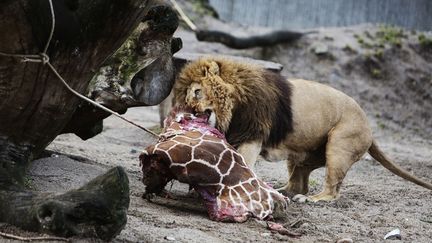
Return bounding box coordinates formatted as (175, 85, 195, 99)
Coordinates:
(31, 105, 432, 243)
(2, 16, 432, 243)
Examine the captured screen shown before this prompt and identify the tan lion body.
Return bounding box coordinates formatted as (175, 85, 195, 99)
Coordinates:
(174, 57, 432, 202)
(250, 78, 371, 160)
(240, 79, 373, 202)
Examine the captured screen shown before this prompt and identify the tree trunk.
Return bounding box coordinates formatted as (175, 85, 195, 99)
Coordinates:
(0, 166, 130, 241)
(0, 0, 178, 239)
(61, 4, 181, 140)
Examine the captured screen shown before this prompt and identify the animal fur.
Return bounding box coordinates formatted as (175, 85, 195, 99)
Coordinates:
(140, 107, 289, 222)
(173, 57, 432, 202)
(175, 58, 292, 147)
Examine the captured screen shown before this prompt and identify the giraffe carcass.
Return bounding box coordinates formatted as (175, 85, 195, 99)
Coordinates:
(139, 107, 289, 222)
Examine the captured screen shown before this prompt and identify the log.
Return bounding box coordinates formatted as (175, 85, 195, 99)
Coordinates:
(173, 52, 284, 72)
(196, 29, 306, 49)
(62, 4, 181, 139)
(0, 0, 179, 239)
(0, 166, 129, 241)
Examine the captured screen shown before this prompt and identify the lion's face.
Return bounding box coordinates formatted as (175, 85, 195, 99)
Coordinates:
(174, 59, 235, 132)
(185, 82, 214, 115)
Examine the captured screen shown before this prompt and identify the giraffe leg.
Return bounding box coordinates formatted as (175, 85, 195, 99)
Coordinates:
(295, 124, 372, 203)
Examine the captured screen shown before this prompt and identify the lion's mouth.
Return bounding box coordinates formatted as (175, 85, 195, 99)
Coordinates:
(194, 109, 216, 127)
(194, 109, 211, 117)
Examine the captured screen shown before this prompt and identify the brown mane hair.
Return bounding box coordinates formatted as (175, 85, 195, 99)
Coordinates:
(174, 57, 293, 147)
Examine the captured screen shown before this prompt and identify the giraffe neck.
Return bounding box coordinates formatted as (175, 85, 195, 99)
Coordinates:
(164, 108, 225, 139)
(142, 107, 288, 223)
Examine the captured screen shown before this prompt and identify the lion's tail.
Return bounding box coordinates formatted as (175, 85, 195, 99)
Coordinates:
(368, 140, 432, 190)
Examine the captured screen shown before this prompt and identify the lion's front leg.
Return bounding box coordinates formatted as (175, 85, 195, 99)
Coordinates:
(237, 140, 263, 170)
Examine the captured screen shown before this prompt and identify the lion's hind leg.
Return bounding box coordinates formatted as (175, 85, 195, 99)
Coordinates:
(298, 124, 371, 203)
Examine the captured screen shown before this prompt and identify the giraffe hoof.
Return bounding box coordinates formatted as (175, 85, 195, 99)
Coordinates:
(292, 194, 312, 203)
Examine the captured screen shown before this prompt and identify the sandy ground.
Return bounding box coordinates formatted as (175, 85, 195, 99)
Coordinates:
(2, 15, 432, 243)
(17, 101, 431, 243)
(26, 105, 431, 243)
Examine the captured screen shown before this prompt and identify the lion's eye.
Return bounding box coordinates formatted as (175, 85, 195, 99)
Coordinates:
(194, 89, 202, 99)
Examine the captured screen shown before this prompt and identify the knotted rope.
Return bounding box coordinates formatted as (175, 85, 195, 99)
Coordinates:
(0, 0, 160, 139)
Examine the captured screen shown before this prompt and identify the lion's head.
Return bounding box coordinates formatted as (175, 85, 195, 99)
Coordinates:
(174, 57, 292, 147)
(174, 58, 237, 132)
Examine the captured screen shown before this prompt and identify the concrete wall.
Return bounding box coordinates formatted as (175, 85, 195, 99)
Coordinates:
(209, 0, 432, 30)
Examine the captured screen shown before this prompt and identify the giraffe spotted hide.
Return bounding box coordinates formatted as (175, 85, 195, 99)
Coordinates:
(140, 107, 289, 222)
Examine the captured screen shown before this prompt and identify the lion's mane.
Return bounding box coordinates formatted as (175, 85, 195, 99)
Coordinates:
(174, 57, 293, 147)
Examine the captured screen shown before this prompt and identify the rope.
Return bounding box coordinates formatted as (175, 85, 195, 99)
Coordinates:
(46, 62, 160, 137)
(0, 0, 160, 139)
(43, 0, 55, 53)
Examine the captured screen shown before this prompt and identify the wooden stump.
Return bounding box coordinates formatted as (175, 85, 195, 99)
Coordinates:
(0, 167, 129, 240)
(0, 0, 179, 239)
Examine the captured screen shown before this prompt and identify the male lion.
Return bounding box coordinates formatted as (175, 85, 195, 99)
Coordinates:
(173, 57, 432, 202)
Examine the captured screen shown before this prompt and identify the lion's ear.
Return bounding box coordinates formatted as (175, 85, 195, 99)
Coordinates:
(204, 61, 220, 76)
